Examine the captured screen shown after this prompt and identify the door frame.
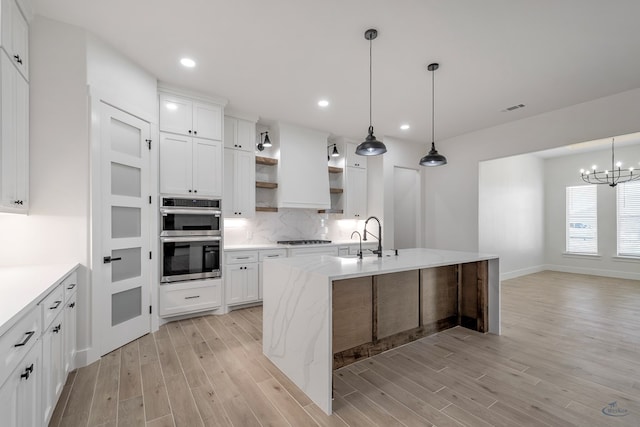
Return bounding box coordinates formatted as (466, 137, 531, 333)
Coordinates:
(88, 87, 159, 364)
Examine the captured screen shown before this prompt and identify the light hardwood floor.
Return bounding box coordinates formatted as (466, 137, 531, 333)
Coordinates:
(50, 271, 640, 426)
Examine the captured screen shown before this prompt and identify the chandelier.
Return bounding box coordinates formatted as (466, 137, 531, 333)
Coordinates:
(580, 138, 638, 187)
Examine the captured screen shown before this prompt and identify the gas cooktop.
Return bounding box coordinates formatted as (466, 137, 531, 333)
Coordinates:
(276, 239, 332, 245)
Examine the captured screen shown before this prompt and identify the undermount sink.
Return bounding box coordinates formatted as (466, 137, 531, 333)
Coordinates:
(338, 251, 397, 259)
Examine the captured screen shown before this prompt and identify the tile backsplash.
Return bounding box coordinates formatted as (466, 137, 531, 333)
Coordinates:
(223, 209, 365, 245)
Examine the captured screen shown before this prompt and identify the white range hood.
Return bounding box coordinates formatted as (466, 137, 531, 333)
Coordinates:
(272, 122, 330, 209)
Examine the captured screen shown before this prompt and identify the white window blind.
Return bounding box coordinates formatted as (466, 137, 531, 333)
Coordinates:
(566, 185, 598, 254)
(617, 181, 640, 257)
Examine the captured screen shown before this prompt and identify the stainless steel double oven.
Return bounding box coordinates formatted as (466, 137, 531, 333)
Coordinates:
(160, 197, 222, 283)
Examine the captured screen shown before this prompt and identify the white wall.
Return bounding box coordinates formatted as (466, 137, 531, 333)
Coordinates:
(86, 34, 158, 121)
(479, 154, 545, 279)
(544, 144, 640, 279)
(424, 88, 640, 254)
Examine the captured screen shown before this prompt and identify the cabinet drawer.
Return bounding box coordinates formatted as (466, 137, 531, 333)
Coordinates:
(259, 249, 287, 261)
(159, 279, 221, 317)
(41, 285, 64, 329)
(63, 271, 78, 302)
(0, 305, 40, 388)
(225, 251, 258, 264)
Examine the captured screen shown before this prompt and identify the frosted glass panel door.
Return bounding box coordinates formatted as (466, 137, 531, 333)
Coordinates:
(99, 102, 151, 356)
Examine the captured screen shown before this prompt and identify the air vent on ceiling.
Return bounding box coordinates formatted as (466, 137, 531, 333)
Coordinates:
(502, 103, 525, 112)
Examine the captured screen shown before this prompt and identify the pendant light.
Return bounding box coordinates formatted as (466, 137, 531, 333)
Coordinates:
(419, 63, 447, 167)
(356, 28, 387, 156)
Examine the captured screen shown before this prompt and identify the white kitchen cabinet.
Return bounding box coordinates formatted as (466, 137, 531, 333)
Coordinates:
(345, 142, 367, 169)
(0, 50, 28, 213)
(224, 116, 256, 217)
(258, 249, 287, 299)
(0, 340, 41, 427)
(159, 279, 222, 317)
(224, 148, 255, 218)
(344, 166, 367, 219)
(63, 272, 77, 374)
(1, 0, 29, 80)
(224, 116, 254, 152)
(159, 93, 222, 140)
(40, 284, 66, 426)
(160, 133, 222, 197)
(225, 251, 259, 306)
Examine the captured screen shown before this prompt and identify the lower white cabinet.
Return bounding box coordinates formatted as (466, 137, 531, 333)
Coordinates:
(0, 266, 78, 427)
(159, 278, 222, 317)
(258, 249, 287, 299)
(226, 262, 259, 306)
(0, 340, 41, 427)
(41, 308, 64, 425)
(64, 290, 77, 374)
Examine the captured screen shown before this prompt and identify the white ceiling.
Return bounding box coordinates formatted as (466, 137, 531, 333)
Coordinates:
(33, 0, 640, 150)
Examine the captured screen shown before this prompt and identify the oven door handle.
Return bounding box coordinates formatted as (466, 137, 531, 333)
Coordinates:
(161, 236, 222, 243)
(160, 208, 221, 216)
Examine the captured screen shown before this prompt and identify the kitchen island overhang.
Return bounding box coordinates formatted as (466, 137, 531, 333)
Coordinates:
(262, 248, 500, 414)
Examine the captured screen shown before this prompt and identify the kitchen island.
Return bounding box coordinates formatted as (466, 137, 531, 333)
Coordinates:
(262, 248, 499, 415)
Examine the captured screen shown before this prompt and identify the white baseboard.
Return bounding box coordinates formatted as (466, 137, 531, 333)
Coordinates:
(544, 264, 640, 281)
(75, 347, 99, 369)
(500, 265, 546, 281)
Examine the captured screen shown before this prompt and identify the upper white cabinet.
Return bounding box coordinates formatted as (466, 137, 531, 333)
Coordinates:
(224, 116, 254, 152)
(0, 49, 28, 213)
(345, 141, 367, 169)
(159, 133, 223, 197)
(159, 93, 222, 140)
(224, 115, 256, 218)
(345, 166, 367, 218)
(0, 0, 28, 81)
(274, 122, 330, 209)
(159, 89, 226, 197)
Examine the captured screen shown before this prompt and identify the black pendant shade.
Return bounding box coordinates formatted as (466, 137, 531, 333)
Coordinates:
(356, 28, 387, 157)
(419, 142, 447, 166)
(356, 126, 387, 156)
(419, 62, 447, 167)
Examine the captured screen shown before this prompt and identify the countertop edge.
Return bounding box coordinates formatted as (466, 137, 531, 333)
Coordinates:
(0, 263, 81, 337)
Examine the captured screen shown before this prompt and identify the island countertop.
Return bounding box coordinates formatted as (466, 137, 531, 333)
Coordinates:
(262, 247, 500, 415)
(262, 247, 498, 280)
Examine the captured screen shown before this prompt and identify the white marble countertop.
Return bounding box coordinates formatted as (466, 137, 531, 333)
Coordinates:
(0, 263, 79, 336)
(266, 247, 498, 280)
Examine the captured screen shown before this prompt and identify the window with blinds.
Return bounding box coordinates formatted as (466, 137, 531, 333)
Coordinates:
(566, 185, 598, 254)
(617, 181, 640, 257)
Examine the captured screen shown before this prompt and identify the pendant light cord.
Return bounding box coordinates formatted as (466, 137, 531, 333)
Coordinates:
(369, 37, 373, 129)
(431, 66, 435, 145)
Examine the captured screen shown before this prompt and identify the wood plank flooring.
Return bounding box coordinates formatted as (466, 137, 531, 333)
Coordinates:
(50, 271, 640, 426)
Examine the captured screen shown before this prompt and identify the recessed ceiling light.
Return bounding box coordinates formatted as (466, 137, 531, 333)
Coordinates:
(165, 103, 178, 111)
(400, 124, 410, 130)
(318, 99, 329, 107)
(180, 58, 196, 68)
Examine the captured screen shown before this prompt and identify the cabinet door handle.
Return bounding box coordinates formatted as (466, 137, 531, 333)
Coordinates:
(67, 283, 76, 290)
(188, 189, 192, 193)
(193, 130, 198, 135)
(265, 255, 279, 258)
(236, 256, 250, 260)
(14, 331, 35, 347)
(69, 302, 76, 308)
(194, 190, 198, 193)
(50, 300, 62, 310)
(184, 295, 200, 300)
(13, 54, 22, 64)
(53, 324, 62, 333)
(188, 130, 192, 134)
(20, 366, 32, 380)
